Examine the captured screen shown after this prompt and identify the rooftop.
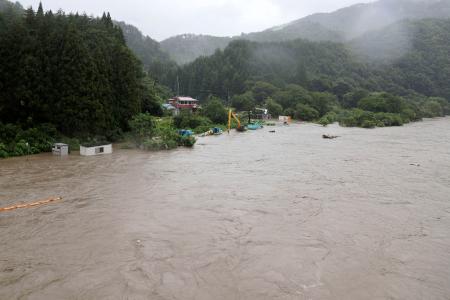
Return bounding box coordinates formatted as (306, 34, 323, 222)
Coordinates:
(176, 96, 198, 101)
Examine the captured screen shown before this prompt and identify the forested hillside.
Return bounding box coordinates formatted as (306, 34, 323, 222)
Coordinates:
(115, 21, 178, 95)
(160, 0, 450, 64)
(0, 4, 162, 138)
(116, 21, 173, 70)
(0, 0, 21, 12)
(152, 18, 450, 128)
(161, 22, 342, 65)
(173, 39, 369, 100)
(161, 34, 232, 65)
(165, 18, 450, 100)
(379, 19, 450, 99)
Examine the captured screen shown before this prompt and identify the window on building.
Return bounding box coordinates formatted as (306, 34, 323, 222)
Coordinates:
(95, 147, 104, 154)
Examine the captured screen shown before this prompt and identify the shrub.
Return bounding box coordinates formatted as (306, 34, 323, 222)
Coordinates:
(338, 109, 376, 127)
(202, 98, 228, 124)
(400, 108, 417, 123)
(283, 108, 295, 117)
(13, 140, 30, 156)
(174, 110, 212, 129)
(232, 92, 255, 111)
(16, 127, 54, 153)
(143, 137, 178, 151)
(361, 119, 378, 128)
(374, 113, 404, 126)
(129, 113, 156, 145)
(266, 98, 283, 117)
(318, 111, 337, 126)
(178, 136, 196, 147)
(309, 92, 336, 116)
(0, 143, 9, 158)
(0, 123, 21, 144)
(294, 103, 319, 121)
(0, 123, 57, 157)
(358, 93, 404, 113)
(421, 100, 444, 118)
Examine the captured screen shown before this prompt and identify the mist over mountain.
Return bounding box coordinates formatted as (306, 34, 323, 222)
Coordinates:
(161, 0, 450, 64)
(161, 34, 232, 66)
(115, 21, 172, 69)
(161, 17, 450, 102)
(0, 0, 22, 13)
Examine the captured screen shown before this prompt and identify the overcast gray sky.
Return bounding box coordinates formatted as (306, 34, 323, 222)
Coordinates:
(19, 0, 373, 41)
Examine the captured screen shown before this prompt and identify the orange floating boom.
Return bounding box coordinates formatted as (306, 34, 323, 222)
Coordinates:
(0, 197, 62, 212)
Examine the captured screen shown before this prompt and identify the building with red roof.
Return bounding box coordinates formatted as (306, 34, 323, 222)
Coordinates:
(168, 96, 199, 111)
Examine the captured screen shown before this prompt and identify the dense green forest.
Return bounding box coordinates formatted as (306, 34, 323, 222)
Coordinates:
(0, 6, 158, 135)
(160, 19, 450, 101)
(0, 3, 167, 157)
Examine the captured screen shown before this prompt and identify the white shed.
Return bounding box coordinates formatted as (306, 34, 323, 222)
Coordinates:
(52, 143, 69, 156)
(80, 144, 113, 156)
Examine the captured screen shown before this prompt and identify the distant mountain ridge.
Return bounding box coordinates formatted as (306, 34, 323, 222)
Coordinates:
(161, 34, 232, 65)
(161, 0, 450, 64)
(0, 0, 22, 13)
(115, 21, 173, 69)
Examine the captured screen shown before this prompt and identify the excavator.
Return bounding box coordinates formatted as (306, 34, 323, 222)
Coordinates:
(227, 109, 245, 133)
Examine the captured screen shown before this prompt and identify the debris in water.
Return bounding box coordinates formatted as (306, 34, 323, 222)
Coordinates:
(0, 197, 62, 212)
(323, 135, 339, 139)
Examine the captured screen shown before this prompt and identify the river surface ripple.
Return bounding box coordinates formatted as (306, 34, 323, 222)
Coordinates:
(1, 118, 450, 300)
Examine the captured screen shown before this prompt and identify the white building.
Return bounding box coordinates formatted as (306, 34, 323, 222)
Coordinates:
(52, 143, 69, 156)
(80, 144, 113, 156)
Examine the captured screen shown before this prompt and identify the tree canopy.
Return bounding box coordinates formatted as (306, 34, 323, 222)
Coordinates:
(0, 5, 162, 137)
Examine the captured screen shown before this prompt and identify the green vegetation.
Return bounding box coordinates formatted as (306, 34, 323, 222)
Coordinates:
(202, 98, 228, 124)
(0, 6, 154, 136)
(154, 19, 450, 127)
(0, 4, 166, 157)
(129, 113, 196, 151)
(0, 122, 56, 158)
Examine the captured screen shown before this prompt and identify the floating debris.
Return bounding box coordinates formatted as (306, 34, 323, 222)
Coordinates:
(323, 135, 339, 139)
(0, 197, 63, 212)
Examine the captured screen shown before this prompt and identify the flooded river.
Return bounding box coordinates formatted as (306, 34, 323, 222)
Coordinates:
(1, 118, 450, 300)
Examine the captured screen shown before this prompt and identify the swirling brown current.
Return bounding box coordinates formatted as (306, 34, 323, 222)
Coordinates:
(1, 118, 449, 300)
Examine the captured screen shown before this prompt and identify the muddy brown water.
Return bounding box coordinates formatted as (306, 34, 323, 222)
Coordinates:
(1, 118, 449, 300)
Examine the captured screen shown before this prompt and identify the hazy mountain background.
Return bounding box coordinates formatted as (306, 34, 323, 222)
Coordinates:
(4, 0, 450, 66)
(0, 0, 22, 13)
(160, 0, 450, 64)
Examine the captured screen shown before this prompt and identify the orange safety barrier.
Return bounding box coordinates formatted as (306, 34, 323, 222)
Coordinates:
(0, 197, 62, 212)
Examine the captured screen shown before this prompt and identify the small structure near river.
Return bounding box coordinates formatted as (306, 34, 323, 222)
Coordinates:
(52, 143, 69, 156)
(80, 143, 112, 156)
(167, 96, 199, 115)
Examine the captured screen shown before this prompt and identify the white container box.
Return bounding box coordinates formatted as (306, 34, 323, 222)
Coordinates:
(80, 144, 112, 156)
(52, 143, 69, 156)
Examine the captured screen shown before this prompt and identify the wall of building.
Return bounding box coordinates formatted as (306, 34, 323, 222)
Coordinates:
(80, 144, 113, 156)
